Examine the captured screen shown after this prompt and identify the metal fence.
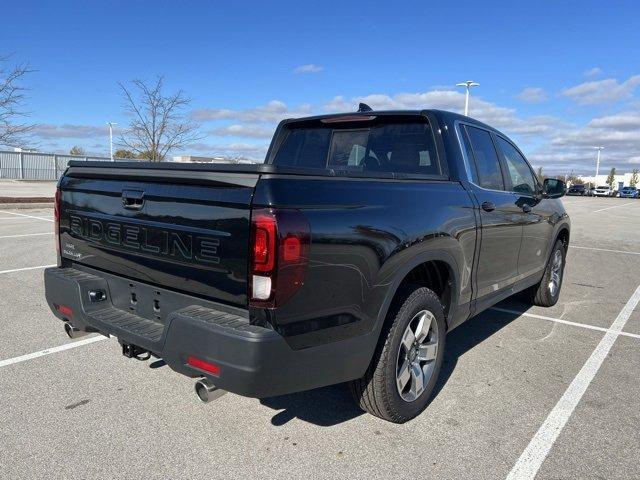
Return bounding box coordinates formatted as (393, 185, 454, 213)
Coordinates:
(0, 150, 128, 180)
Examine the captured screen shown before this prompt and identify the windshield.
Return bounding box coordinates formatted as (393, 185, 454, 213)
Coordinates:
(597, 186, 609, 189)
(271, 117, 441, 176)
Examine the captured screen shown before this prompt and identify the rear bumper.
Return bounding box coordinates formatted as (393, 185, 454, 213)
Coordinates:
(44, 266, 370, 398)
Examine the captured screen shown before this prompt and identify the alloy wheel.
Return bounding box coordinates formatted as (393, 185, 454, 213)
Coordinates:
(548, 249, 563, 297)
(396, 310, 439, 402)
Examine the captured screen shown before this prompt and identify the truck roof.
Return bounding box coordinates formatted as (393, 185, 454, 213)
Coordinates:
(280, 109, 504, 136)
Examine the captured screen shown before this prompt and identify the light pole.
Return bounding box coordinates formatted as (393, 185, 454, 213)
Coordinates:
(456, 80, 480, 116)
(108, 122, 117, 161)
(593, 146, 604, 189)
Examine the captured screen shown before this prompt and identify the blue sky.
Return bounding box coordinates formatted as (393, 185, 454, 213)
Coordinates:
(1, 0, 639, 174)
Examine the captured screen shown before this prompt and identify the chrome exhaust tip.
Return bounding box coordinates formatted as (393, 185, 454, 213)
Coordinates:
(195, 378, 227, 403)
(64, 322, 89, 339)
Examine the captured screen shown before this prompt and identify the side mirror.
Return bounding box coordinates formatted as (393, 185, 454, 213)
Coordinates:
(543, 178, 566, 199)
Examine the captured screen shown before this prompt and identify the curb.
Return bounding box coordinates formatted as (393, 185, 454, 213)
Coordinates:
(0, 202, 54, 210)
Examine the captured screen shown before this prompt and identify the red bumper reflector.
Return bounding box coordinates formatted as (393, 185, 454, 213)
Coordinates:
(187, 356, 221, 376)
(56, 304, 73, 318)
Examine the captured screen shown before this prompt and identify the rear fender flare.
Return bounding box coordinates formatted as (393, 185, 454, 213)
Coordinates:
(550, 221, 571, 253)
(374, 249, 460, 337)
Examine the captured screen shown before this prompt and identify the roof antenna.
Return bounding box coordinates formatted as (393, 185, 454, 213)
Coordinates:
(357, 102, 373, 113)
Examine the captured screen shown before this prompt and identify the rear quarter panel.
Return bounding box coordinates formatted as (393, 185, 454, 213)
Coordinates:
(252, 176, 477, 349)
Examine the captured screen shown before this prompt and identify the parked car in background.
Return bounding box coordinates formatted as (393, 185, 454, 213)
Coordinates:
(567, 184, 586, 196)
(594, 185, 613, 197)
(585, 186, 596, 197)
(619, 186, 638, 198)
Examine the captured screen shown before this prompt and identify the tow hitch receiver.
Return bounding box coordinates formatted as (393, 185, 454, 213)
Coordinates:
(121, 342, 151, 361)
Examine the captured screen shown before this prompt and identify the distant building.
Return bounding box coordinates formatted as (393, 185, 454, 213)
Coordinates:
(171, 155, 260, 164)
(12, 147, 39, 153)
(577, 172, 637, 188)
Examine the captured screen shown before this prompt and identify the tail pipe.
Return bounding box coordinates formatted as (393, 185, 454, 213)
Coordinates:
(64, 322, 90, 339)
(195, 378, 227, 403)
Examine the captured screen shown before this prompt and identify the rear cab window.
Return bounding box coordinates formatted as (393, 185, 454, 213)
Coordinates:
(269, 115, 443, 177)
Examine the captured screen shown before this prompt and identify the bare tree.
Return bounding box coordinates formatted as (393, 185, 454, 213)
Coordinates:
(69, 145, 86, 156)
(0, 55, 34, 148)
(118, 76, 201, 161)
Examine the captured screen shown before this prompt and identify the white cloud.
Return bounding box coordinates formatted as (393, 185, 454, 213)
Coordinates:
(551, 128, 639, 148)
(516, 87, 548, 103)
(584, 67, 602, 77)
(191, 89, 581, 171)
(190, 100, 312, 123)
(209, 124, 274, 138)
(293, 64, 323, 74)
(34, 75, 640, 174)
(529, 108, 640, 174)
(326, 88, 640, 174)
(321, 90, 519, 129)
(587, 111, 640, 131)
(550, 111, 640, 151)
(508, 115, 565, 136)
(561, 75, 640, 105)
(32, 123, 111, 139)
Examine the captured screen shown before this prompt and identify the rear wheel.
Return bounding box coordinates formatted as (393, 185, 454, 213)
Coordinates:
(528, 240, 566, 307)
(349, 286, 446, 423)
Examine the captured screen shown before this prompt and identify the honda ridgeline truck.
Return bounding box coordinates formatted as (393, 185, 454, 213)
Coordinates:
(45, 108, 569, 423)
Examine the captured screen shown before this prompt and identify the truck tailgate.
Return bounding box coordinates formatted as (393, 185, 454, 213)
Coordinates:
(58, 165, 258, 307)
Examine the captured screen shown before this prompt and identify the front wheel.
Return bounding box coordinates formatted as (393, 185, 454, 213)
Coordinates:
(349, 286, 446, 423)
(528, 240, 566, 307)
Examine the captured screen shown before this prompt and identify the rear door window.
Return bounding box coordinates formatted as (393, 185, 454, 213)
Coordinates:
(271, 117, 441, 176)
(463, 125, 504, 190)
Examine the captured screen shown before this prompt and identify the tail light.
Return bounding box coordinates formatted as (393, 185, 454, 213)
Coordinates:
(54, 187, 61, 266)
(249, 208, 310, 308)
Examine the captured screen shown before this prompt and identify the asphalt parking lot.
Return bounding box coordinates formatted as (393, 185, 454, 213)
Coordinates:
(0, 197, 638, 480)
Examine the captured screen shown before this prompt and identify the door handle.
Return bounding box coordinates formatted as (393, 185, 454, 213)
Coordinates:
(122, 190, 144, 210)
(481, 201, 495, 212)
(521, 204, 532, 213)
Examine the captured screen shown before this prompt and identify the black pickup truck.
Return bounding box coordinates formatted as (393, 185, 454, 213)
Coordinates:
(45, 109, 569, 423)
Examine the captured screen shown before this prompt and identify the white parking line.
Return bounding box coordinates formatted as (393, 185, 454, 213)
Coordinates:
(0, 232, 53, 239)
(592, 202, 636, 213)
(491, 307, 640, 340)
(0, 264, 56, 275)
(0, 336, 109, 368)
(571, 245, 640, 256)
(0, 210, 53, 222)
(506, 284, 640, 480)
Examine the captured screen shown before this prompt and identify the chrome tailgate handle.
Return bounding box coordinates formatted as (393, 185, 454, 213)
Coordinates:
(122, 189, 145, 210)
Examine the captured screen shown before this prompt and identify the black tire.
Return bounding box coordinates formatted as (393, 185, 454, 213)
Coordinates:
(528, 240, 566, 307)
(349, 286, 446, 423)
